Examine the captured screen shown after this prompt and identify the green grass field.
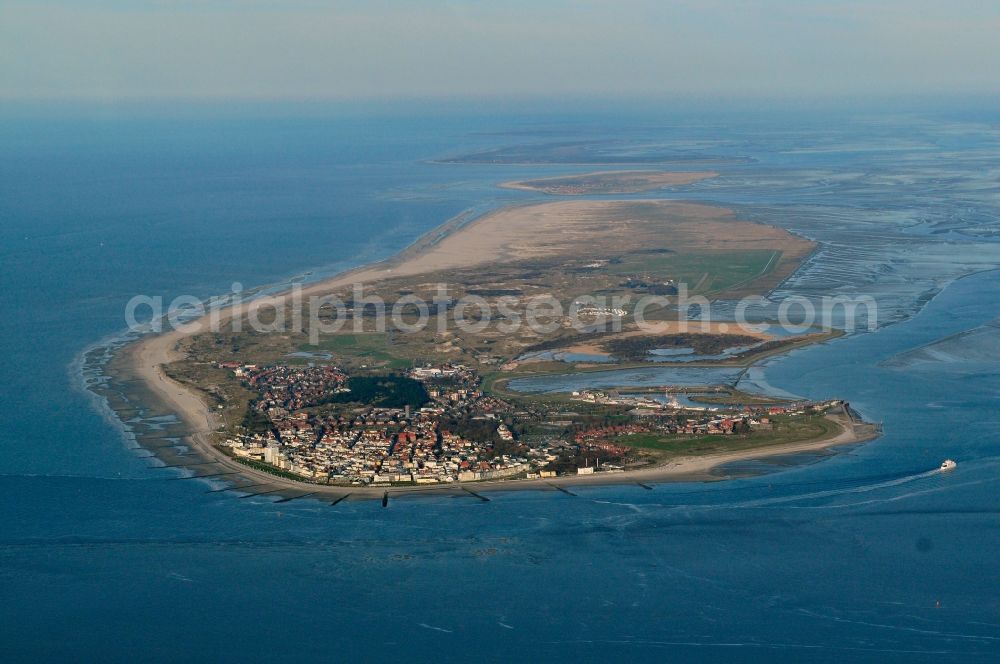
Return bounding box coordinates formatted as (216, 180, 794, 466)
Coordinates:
(616, 415, 839, 457)
(234, 457, 311, 482)
(606, 250, 780, 294)
(300, 333, 412, 369)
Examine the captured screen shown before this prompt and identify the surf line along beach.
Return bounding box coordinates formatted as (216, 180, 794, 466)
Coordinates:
(115, 199, 877, 499)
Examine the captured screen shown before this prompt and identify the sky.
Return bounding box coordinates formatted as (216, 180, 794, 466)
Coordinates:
(1, 0, 999, 101)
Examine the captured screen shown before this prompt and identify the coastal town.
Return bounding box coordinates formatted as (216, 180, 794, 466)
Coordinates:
(217, 361, 848, 487)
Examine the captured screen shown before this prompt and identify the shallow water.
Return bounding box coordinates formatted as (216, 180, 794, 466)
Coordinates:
(2, 104, 1000, 660)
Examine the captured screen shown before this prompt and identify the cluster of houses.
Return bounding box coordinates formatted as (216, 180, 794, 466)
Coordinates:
(220, 363, 566, 485)
(217, 360, 844, 486)
(568, 392, 845, 444)
(574, 424, 644, 455)
(242, 364, 350, 414)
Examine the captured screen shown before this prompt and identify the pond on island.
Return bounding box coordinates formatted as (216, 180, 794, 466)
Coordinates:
(515, 341, 767, 364)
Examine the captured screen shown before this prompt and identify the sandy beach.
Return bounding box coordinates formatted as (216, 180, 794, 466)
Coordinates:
(121, 199, 863, 499)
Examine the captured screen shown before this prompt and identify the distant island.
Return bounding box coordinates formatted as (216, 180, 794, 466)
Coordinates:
(106, 192, 878, 501)
(436, 138, 752, 166)
(501, 170, 717, 195)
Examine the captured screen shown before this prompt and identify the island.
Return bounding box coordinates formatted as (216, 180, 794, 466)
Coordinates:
(500, 170, 717, 195)
(102, 196, 879, 501)
(435, 139, 752, 166)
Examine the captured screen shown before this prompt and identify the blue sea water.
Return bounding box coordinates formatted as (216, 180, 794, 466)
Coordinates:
(2, 102, 1000, 661)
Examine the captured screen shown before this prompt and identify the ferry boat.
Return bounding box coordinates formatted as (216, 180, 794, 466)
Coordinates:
(940, 459, 957, 471)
